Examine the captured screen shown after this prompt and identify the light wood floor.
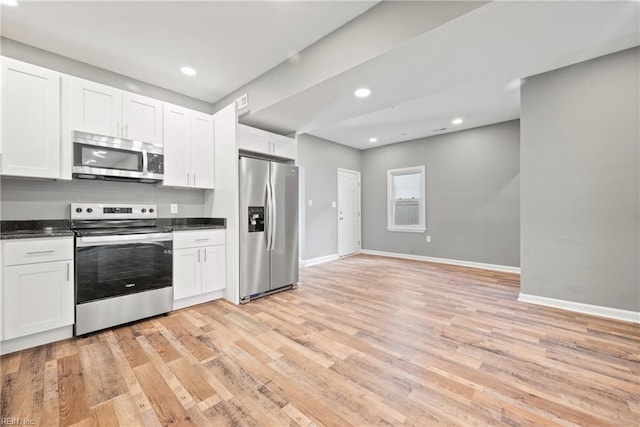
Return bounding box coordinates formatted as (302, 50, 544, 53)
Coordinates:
(1, 254, 639, 426)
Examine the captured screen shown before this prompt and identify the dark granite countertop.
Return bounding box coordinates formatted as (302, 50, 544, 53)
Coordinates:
(0, 220, 74, 240)
(158, 217, 226, 230)
(1, 217, 226, 240)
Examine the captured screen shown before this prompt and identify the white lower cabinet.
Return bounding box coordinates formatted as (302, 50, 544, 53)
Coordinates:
(1, 237, 74, 353)
(173, 247, 200, 300)
(202, 245, 226, 293)
(3, 260, 73, 339)
(173, 229, 225, 309)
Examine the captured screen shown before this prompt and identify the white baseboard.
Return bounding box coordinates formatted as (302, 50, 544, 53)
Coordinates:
(518, 293, 640, 323)
(360, 249, 520, 274)
(0, 326, 73, 355)
(301, 253, 340, 267)
(173, 289, 225, 311)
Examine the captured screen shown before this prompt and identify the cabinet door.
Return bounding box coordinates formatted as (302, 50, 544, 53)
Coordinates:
(71, 78, 122, 137)
(1, 58, 61, 179)
(238, 125, 271, 155)
(201, 245, 226, 293)
(190, 113, 215, 189)
(122, 92, 163, 145)
(173, 248, 201, 300)
(3, 260, 74, 340)
(162, 104, 190, 187)
(272, 134, 296, 160)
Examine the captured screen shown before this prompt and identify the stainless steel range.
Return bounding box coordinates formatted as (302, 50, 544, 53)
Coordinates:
(71, 203, 173, 335)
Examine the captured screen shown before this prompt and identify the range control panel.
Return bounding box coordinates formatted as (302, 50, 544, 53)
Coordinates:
(71, 203, 158, 220)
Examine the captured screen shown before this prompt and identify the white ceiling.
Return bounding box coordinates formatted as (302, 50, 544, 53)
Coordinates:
(1, 1, 639, 150)
(0, 1, 377, 102)
(245, 1, 640, 149)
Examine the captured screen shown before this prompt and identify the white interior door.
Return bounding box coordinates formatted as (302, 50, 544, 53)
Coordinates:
(338, 168, 361, 257)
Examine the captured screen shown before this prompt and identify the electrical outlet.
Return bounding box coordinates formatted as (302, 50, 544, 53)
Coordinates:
(171, 204, 178, 214)
(426, 235, 432, 243)
(331, 201, 336, 208)
(308, 200, 313, 207)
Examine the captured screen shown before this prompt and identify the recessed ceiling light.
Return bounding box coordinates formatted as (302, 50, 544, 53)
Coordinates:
(2, 0, 19, 6)
(369, 137, 377, 143)
(180, 66, 197, 76)
(354, 88, 371, 98)
(452, 118, 463, 125)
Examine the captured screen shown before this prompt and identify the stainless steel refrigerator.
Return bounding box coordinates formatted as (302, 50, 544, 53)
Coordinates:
(239, 157, 299, 302)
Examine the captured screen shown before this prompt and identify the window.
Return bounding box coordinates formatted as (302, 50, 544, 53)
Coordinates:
(387, 166, 425, 232)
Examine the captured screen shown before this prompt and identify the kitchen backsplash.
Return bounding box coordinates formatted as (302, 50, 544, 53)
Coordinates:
(0, 177, 207, 220)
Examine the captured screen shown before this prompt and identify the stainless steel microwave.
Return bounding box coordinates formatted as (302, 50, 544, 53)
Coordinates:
(72, 131, 164, 183)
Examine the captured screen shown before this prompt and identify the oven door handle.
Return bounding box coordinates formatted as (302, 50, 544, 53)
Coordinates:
(76, 232, 173, 247)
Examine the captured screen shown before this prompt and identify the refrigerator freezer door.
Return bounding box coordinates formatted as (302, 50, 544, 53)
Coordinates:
(239, 157, 271, 299)
(270, 162, 299, 289)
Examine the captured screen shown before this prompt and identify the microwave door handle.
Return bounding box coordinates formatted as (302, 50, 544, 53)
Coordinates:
(142, 149, 148, 173)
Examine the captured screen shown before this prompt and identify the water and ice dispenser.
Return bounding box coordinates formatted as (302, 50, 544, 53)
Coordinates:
(248, 206, 265, 232)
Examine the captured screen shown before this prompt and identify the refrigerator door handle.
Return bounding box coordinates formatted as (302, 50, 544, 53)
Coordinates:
(266, 181, 273, 251)
(271, 180, 277, 251)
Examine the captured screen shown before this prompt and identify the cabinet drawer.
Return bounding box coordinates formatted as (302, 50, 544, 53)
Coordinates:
(3, 237, 74, 266)
(173, 229, 225, 249)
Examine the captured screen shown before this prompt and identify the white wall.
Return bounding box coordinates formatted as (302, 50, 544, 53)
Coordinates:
(207, 103, 240, 304)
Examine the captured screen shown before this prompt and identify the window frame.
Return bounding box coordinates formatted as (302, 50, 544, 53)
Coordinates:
(386, 165, 426, 233)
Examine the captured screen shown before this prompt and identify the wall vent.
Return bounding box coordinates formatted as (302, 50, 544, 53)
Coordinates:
(235, 93, 249, 110)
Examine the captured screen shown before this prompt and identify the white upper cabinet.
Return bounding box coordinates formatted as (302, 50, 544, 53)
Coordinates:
(70, 78, 162, 145)
(1, 57, 62, 179)
(238, 124, 271, 154)
(272, 133, 296, 159)
(238, 124, 296, 160)
(121, 92, 163, 145)
(163, 104, 190, 187)
(71, 78, 121, 137)
(162, 103, 215, 189)
(190, 112, 215, 189)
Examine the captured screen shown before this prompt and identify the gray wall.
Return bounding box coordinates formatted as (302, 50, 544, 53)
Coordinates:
(520, 47, 639, 312)
(362, 120, 520, 267)
(297, 134, 362, 260)
(1, 178, 205, 220)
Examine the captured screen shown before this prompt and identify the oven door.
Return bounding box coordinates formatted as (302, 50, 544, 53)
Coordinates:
(75, 232, 173, 304)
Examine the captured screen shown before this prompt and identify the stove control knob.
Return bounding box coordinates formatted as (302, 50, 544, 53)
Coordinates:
(87, 208, 93, 213)
(141, 208, 147, 213)
(149, 208, 154, 213)
(75, 207, 83, 213)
